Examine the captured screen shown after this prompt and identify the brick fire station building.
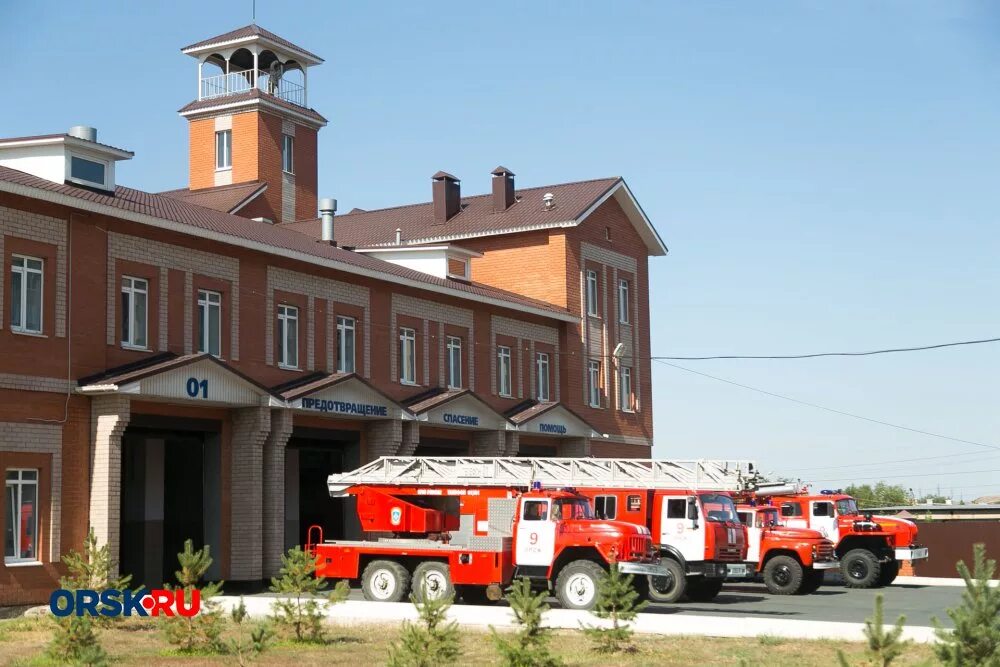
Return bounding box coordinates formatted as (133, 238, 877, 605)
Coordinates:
(0, 26, 666, 603)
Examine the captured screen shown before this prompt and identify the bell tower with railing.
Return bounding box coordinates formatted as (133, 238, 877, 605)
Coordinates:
(178, 25, 327, 223)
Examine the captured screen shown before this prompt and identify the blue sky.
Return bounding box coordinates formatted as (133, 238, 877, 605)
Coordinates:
(3, 2, 998, 499)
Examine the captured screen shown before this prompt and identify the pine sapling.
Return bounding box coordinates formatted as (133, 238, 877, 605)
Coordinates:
(491, 577, 563, 667)
(46, 615, 109, 667)
(229, 597, 274, 666)
(161, 539, 225, 653)
(387, 585, 461, 667)
(934, 543, 1000, 666)
(269, 545, 348, 643)
(836, 594, 909, 667)
(582, 560, 648, 654)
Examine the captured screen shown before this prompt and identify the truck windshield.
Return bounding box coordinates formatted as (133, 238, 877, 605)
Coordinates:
(700, 494, 738, 523)
(551, 498, 595, 520)
(836, 499, 859, 516)
(758, 509, 779, 527)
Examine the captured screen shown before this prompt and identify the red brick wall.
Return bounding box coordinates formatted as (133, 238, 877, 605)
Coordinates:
(463, 229, 569, 308)
(293, 125, 318, 222)
(188, 118, 216, 190)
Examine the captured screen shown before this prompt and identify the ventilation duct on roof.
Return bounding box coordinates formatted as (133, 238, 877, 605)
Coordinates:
(319, 197, 337, 245)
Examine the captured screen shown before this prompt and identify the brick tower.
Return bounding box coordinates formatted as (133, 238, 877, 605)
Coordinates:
(178, 25, 326, 224)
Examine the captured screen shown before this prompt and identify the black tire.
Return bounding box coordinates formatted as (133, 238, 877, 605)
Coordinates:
(554, 560, 604, 610)
(456, 585, 499, 606)
(647, 558, 686, 603)
(412, 561, 455, 602)
(797, 569, 824, 595)
(361, 559, 410, 602)
(840, 549, 882, 589)
(763, 555, 805, 595)
(877, 560, 900, 587)
(685, 578, 724, 602)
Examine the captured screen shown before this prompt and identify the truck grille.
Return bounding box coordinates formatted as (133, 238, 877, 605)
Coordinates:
(716, 546, 742, 562)
(626, 535, 653, 561)
(815, 542, 835, 562)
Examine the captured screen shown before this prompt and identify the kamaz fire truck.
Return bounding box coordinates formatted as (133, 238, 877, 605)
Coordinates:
(307, 457, 671, 610)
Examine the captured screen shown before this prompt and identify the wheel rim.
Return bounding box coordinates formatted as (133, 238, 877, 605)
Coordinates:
(371, 568, 398, 600)
(773, 564, 792, 586)
(848, 559, 869, 581)
(650, 574, 675, 595)
(419, 570, 448, 600)
(565, 573, 596, 607)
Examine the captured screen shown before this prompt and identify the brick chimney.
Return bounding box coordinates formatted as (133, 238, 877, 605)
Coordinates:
(491, 166, 515, 212)
(432, 171, 461, 223)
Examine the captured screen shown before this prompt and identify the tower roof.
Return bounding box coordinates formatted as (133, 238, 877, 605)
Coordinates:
(182, 24, 323, 65)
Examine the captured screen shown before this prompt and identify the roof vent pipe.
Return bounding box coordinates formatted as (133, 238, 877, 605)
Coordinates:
(68, 126, 97, 143)
(542, 192, 555, 211)
(319, 197, 337, 245)
(491, 166, 516, 212)
(395, 228, 402, 245)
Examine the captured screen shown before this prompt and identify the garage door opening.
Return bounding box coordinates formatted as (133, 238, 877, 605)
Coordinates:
(285, 427, 360, 549)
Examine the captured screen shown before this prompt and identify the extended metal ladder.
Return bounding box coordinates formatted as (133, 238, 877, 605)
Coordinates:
(328, 456, 757, 496)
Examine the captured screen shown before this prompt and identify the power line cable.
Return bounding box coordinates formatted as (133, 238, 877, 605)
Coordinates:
(788, 449, 1000, 473)
(655, 336, 1000, 361)
(810, 467, 1000, 483)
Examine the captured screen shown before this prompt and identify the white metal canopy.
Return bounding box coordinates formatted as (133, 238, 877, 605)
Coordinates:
(327, 456, 756, 496)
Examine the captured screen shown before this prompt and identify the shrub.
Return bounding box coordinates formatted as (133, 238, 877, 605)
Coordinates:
(387, 585, 461, 667)
(582, 560, 648, 654)
(491, 577, 563, 667)
(934, 543, 1000, 666)
(837, 594, 908, 666)
(269, 545, 349, 643)
(161, 539, 225, 653)
(47, 616, 109, 666)
(229, 597, 274, 666)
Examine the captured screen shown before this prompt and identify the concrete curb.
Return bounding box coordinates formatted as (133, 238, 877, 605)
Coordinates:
(215, 596, 941, 644)
(893, 576, 998, 588)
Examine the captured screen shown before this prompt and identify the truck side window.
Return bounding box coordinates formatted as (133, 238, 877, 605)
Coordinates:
(594, 495, 617, 520)
(666, 499, 686, 519)
(813, 502, 833, 517)
(780, 502, 802, 517)
(737, 512, 751, 525)
(522, 500, 548, 521)
(627, 494, 641, 512)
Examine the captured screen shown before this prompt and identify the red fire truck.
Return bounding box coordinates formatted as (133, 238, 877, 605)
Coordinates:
(735, 503, 838, 595)
(308, 457, 671, 610)
(761, 487, 928, 588)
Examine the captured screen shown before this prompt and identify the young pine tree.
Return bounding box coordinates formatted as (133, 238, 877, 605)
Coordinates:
(582, 560, 648, 654)
(836, 594, 909, 667)
(934, 543, 1000, 666)
(491, 578, 563, 667)
(161, 539, 225, 653)
(268, 545, 349, 643)
(47, 616, 110, 667)
(229, 597, 274, 666)
(387, 585, 461, 667)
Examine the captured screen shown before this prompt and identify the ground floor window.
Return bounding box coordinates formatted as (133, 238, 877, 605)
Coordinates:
(4, 468, 38, 564)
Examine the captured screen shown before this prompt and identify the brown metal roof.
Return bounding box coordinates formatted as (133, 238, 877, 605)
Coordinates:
(505, 400, 599, 433)
(404, 388, 469, 414)
(77, 352, 275, 396)
(0, 132, 134, 157)
(0, 165, 573, 319)
(181, 24, 323, 62)
(178, 89, 328, 125)
(280, 177, 620, 248)
(159, 181, 266, 214)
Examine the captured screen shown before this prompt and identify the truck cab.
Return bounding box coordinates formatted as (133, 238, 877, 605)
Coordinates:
(736, 504, 837, 595)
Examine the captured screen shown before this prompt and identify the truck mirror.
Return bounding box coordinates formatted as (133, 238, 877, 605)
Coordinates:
(687, 497, 699, 522)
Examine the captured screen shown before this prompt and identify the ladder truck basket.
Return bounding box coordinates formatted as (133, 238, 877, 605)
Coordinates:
(328, 456, 757, 496)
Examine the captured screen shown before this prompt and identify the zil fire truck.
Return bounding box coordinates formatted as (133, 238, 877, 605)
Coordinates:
(761, 487, 928, 588)
(735, 502, 838, 595)
(307, 457, 672, 610)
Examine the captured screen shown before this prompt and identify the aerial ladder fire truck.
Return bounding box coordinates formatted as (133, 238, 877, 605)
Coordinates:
(308, 456, 672, 610)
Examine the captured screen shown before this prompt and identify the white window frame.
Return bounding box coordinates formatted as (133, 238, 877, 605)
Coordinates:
(5, 468, 39, 565)
(197, 289, 222, 357)
(588, 360, 602, 408)
(337, 316, 356, 374)
(536, 352, 550, 402)
(120, 276, 148, 349)
(619, 366, 634, 413)
(497, 346, 512, 397)
(594, 494, 618, 520)
(66, 153, 111, 190)
(446, 336, 462, 389)
(282, 134, 294, 174)
(618, 279, 630, 324)
(586, 269, 599, 317)
(399, 327, 417, 385)
(10, 254, 43, 334)
(215, 130, 232, 170)
(277, 304, 299, 369)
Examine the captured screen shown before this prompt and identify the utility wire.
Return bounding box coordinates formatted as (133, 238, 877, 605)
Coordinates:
(655, 336, 1000, 361)
(810, 467, 1000, 484)
(788, 449, 1000, 474)
(654, 359, 1000, 452)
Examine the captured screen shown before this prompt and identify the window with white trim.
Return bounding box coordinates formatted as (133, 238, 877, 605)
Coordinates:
(588, 360, 602, 408)
(337, 316, 356, 373)
(536, 352, 550, 402)
(68, 155, 109, 189)
(586, 269, 599, 317)
(399, 328, 416, 384)
(282, 134, 294, 174)
(215, 130, 232, 170)
(618, 279, 630, 324)
(5, 469, 38, 564)
(594, 495, 618, 520)
(619, 366, 634, 412)
(11, 255, 43, 334)
(197, 289, 222, 357)
(120, 276, 148, 349)
(497, 346, 512, 397)
(447, 336, 462, 389)
(277, 304, 299, 369)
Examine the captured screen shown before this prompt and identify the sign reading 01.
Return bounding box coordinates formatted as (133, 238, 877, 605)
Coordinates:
(186, 377, 208, 399)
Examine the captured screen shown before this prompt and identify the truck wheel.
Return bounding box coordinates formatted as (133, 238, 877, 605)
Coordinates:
(685, 579, 724, 602)
(877, 560, 900, 587)
(412, 561, 455, 602)
(797, 569, 824, 595)
(647, 558, 686, 603)
(840, 549, 882, 589)
(362, 559, 411, 602)
(555, 560, 604, 610)
(763, 555, 804, 595)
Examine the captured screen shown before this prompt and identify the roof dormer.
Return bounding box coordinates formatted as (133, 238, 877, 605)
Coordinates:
(0, 126, 133, 193)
